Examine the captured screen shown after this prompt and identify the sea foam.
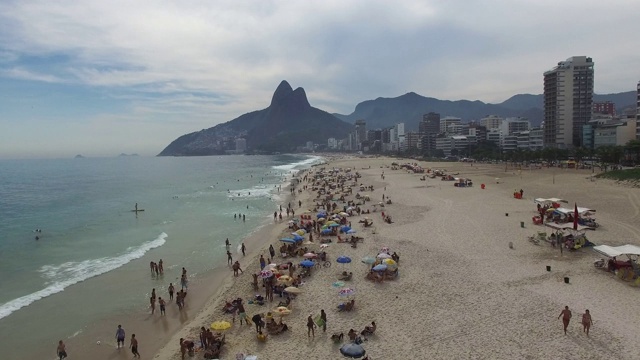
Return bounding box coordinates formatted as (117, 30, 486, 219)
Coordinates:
(0, 232, 167, 320)
(271, 155, 323, 171)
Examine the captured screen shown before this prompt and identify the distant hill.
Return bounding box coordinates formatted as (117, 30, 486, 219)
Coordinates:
(334, 91, 636, 130)
(159, 81, 353, 156)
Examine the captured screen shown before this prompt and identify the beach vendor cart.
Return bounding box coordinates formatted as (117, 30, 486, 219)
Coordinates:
(544, 222, 593, 250)
(593, 244, 640, 283)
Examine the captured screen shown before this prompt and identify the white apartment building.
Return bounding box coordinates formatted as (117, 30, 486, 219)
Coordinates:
(327, 138, 338, 149)
(440, 116, 461, 133)
(480, 115, 503, 130)
(500, 117, 530, 136)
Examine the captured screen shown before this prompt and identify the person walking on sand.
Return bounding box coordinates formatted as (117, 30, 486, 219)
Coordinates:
(259, 255, 266, 270)
(237, 302, 249, 326)
(116, 325, 125, 349)
(227, 250, 233, 265)
(168, 283, 175, 301)
(241, 243, 246, 256)
(320, 309, 327, 332)
(159, 297, 166, 315)
(582, 309, 593, 336)
(269, 245, 276, 259)
(57, 340, 67, 360)
(130, 334, 140, 358)
(558, 306, 572, 335)
(307, 314, 316, 338)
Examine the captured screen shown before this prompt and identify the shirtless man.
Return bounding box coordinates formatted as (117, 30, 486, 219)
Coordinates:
(158, 259, 164, 274)
(582, 309, 593, 336)
(227, 250, 233, 265)
(232, 261, 243, 276)
(130, 334, 140, 358)
(151, 288, 156, 300)
(159, 297, 166, 315)
(241, 243, 246, 256)
(168, 283, 175, 301)
(115, 325, 125, 349)
(150, 261, 155, 275)
(57, 340, 67, 359)
(558, 306, 572, 334)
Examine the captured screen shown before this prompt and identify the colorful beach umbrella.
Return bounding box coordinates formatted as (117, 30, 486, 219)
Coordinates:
(277, 275, 293, 284)
(382, 259, 397, 266)
(293, 234, 304, 241)
(273, 306, 291, 316)
(377, 253, 392, 259)
(259, 270, 274, 279)
(372, 264, 388, 272)
(346, 229, 357, 234)
(296, 229, 306, 235)
(300, 260, 315, 268)
(210, 321, 232, 331)
(338, 287, 355, 297)
(361, 256, 376, 264)
(303, 252, 318, 259)
(336, 256, 352, 264)
(332, 281, 345, 288)
(280, 238, 296, 243)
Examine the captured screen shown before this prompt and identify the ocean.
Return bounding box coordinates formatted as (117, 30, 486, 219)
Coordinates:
(0, 154, 322, 359)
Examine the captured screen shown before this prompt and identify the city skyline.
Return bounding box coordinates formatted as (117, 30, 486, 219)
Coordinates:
(1, 1, 640, 158)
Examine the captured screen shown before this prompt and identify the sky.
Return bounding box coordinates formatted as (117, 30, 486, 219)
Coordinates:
(1, 0, 639, 159)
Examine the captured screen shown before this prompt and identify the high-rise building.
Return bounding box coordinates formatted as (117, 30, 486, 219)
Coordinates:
(543, 56, 594, 148)
(354, 120, 367, 149)
(593, 101, 616, 116)
(480, 115, 503, 130)
(440, 116, 462, 134)
(419, 112, 440, 154)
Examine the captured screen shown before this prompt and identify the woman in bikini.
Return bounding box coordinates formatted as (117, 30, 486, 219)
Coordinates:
(582, 309, 593, 336)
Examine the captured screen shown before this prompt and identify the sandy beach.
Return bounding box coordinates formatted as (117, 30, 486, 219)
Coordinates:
(143, 156, 640, 360)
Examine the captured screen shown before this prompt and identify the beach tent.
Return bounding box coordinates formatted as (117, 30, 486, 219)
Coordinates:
(534, 198, 568, 205)
(554, 207, 596, 215)
(593, 244, 640, 258)
(544, 222, 590, 232)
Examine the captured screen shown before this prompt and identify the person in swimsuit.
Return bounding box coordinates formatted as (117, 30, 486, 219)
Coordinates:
(558, 306, 572, 335)
(159, 297, 166, 315)
(57, 340, 67, 359)
(307, 314, 316, 338)
(150, 296, 156, 314)
(237, 302, 248, 325)
(582, 309, 593, 336)
(115, 325, 125, 348)
(168, 283, 175, 301)
(158, 259, 164, 274)
(130, 334, 140, 358)
(241, 243, 246, 256)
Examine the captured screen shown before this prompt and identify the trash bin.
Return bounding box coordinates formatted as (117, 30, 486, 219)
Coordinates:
(520, 221, 524, 228)
(481, 184, 485, 189)
(546, 266, 551, 272)
(505, 213, 509, 217)
(564, 277, 570, 284)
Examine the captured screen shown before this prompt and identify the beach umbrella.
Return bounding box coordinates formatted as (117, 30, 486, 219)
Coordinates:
(284, 286, 302, 294)
(372, 264, 388, 272)
(361, 256, 376, 264)
(210, 321, 232, 331)
(340, 343, 366, 358)
(293, 234, 304, 241)
(300, 260, 315, 268)
(280, 238, 296, 243)
(332, 281, 345, 288)
(277, 275, 293, 284)
(259, 269, 274, 279)
(317, 217, 326, 223)
(341, 225, 351, 231)
(377, 253, 392, 259)
(321, 229, 332, 235)
(336, 256, 352, 264)
(339, 212, 349, 217)
(321, 225, 329, 230)
(296, 229, 306, 235)
(329, 223, 341, 228)
(346, 229, 357, 234)
(303, 252, 318, 259)
(338, 288, 355, 297)
(273, 306, 291, 316)
(382, 259, 397, 267)
(326, 220, 337, 225)
(317, 213, 327, 218)
(320, 244, 329, 249)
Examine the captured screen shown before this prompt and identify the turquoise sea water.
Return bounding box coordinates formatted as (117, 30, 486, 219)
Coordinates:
(0, 154, 321, 358)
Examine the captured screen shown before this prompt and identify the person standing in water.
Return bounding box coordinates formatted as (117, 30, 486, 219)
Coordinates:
(57, 340, 67, 359)
(168, 283, 175, 301)
(115, 325, 126, 349)
(225, 238, 230, 248)
(227, 250, 233, 265)
(241, 243, 246, 256)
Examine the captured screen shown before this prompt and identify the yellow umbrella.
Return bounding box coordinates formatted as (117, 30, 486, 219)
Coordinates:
(210, 321, 232, 331)
(317, 217, 326, 223)
(326, 221, 337, 225)
(277, 275, 293, 284)
(296, 229, 306, 236)
(383, 259, 397, 266)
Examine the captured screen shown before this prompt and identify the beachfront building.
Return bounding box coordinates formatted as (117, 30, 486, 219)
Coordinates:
(480, 115, 503, 130)
(591, 120, 637, 148)
(419, 112, 441, 154)
(327, 137, 338, 149)
(486, 129, 501, 145)
(354, 120, 367, 149)
(593, 101, 616, 116)
(436, 135, 476, 156)
(543, 56, 594, 148)
(440, 116, 461, 134)
(235, 138, 247, 152)
(500, 117, 530, 136)
(404, 131, 421, 151)
(502, 135, 518, 152)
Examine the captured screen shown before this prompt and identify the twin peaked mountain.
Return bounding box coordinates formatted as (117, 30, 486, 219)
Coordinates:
(158, 80, 636, 156)
(158, 81, 352, 155)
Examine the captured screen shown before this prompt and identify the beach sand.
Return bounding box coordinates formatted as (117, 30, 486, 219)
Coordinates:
(143, 157, 640, 360)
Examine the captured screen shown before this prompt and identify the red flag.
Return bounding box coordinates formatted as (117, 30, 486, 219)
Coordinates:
(573, 203, 578, 230)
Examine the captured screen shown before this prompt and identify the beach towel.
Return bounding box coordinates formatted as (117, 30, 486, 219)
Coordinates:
(315, 315, 325, 328)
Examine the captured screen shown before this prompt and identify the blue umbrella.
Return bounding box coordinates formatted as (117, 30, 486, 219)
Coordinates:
(321, 229, 332, 235)
(340, 343, 366, 358)
(329, 223, 341, 228)
(317, 213, 327, 218)
(300, 260, 315, 268)
(341, 226, 351, 231)
(372, 264, 387, 272)
(336, 256, 352, 264)
(293, 234, 304, 241)
(346, 229, 357, 234)
(280, 238, 296, 243)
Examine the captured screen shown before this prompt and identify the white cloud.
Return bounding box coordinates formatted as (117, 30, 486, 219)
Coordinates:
(1, 67, 64, 83)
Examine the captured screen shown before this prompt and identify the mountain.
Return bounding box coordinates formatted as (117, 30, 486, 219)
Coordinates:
(158, 81, 354, 156)
(334, 91, 636, 130)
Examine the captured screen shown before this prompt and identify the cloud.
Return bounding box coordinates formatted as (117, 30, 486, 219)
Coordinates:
(0, 0, 639, 158)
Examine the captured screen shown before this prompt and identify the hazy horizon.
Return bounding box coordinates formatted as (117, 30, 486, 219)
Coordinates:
(1, 1, 639, 159)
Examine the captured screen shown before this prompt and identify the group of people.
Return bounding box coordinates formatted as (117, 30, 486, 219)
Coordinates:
(558, 306, 593, 336)
(149, 259, 164, 276)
